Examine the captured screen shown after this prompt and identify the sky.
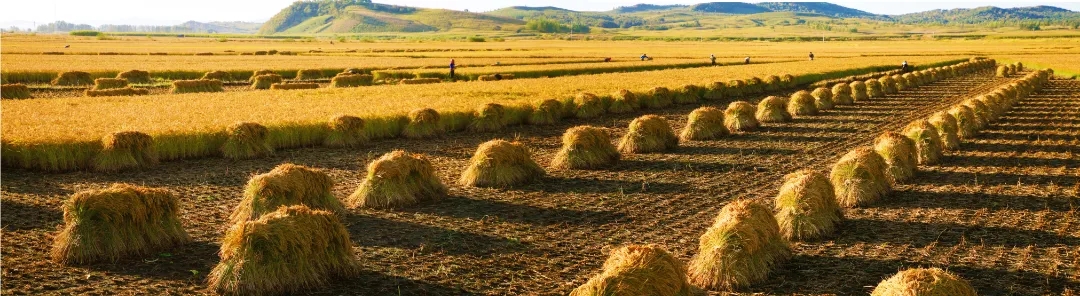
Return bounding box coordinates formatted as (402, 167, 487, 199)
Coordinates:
(2, 0, 1079, 28)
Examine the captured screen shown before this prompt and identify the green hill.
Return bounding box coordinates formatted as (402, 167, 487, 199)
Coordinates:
(894, 5, 1080, 25)
(259, 0, 523, 34)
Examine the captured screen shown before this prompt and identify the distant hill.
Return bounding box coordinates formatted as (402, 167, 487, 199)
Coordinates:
(612, 4, 688, 13)
(180, 21, 262, 34)
(756, 2, 881, 19)
(689, 3, 771, 14)
(259, 0, 523, 34)
(894, 5, 1080, 24)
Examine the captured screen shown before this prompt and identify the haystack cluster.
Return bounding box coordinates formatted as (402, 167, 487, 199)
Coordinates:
(171, 79, 224, 94)
(2, 83, 33, 99)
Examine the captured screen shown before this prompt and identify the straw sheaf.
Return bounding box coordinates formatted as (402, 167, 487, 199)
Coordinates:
(831, 82, 853, 105)
(296, 69, 324, 80)
(681, 106, 727, 141)
(705, 81, 727, 100)
(571, 244, 693, 296)
(229, 163, 343, 226)
(724, 101, 759, 132)
(530, 99, 564, 125)
(746, 77, 765, 94)
(727, 80, 747, 97)
(209, 206, 358, 296)
(349, 150, 447, 209)
(763, 75, 782, 91)
(171, 79, 224, 94)
(849, 81, 869, 101)
(948, 105, 979, 139)
(93, 78, 128, 90)
(618, 115, 679, 154)
(270, 83, 319, 90)
(643, 87, 674, 109)
(870, 267, 977, 296)
(330, 73, 374, 88)
(892, 74, 908, 91)
(687, 199, 791, 291)
(51, 183, 189, 265)
(552, 126, 620, 170)
(960, 99, 990, 129)
(575, 92, 606, 119)
(902, 73, 916, 87)
(403, 108, 445, 139)
(608, 89, 640, 114)
(780, 74, 796, 88)
(85, 87, 150, 97)
(460, 139, 545, 188)
(52, 71, 93, 86)
(468, 103, 507, 132)
(830, 147, 891, 207)
(928, 112, 961, 151)
(1, 83, 32, 99)
(787, 90, 818, 117)
(222, 122, 273, 159)
(903, 120, 944, 165)
(873, 132, 917, 184)
(865, 79, 884, 98)
(756, 96, 792, 123)
(774, 170, 843, 241)
(117, 69, 151, 84)
(879, 76, 898, 94)
(811, 87, 834, 110)
(251, 74, 283, 90)
(201, 70, 234, 81)
(324, 115, 368, 148)
(674, 84, 702, 104)
(94, 131, 159, 172)
(249, 69, 275, 82)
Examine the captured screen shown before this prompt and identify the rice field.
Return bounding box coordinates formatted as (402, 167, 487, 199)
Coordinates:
(1, 34, 1078, 295)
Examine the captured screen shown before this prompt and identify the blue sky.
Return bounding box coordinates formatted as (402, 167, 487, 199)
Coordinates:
(2, 1, 1078, 27)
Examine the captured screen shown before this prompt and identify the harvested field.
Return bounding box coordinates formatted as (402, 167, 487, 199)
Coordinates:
(5, 68, 1074, 294)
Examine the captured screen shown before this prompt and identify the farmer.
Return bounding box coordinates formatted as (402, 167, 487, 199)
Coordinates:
(450, 59, 456, 79)
(604, 57, 612, 62)
(710, 54, 716, 65)
(640, 53, 649, 61)
(745, 56, 750, 64)
(901, 60, 909, 72)
(809, 52, 815, 61)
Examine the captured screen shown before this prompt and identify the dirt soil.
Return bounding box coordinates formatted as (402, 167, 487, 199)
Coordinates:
(2, 72, 1077, 295)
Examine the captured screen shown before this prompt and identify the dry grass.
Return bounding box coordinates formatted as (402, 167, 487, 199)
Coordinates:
(830, 147, 891, 207)
(688, 199, 790, 291)
(85, 87, 150, 97)
(551, 126, 620, 170)
(460, 139, 545, 188)
(774, 169, 842, 241)
(271, 83, 319, 90)
(871, 267, 977, 296)
(348, 150, 447, 209)
(51, 183, 189, 265)
(571, 244, 692, 296)
(618, 115, 678, 154)
(680, 106, 727, 141)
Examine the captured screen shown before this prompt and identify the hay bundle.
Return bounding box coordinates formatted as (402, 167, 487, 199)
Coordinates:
(903, 120, 944, 165)
(787, 91, 818, 117)
(996, 66, 1008, 77)
(1, 83, 32, 99)
(51, 184, 189, 264)
(399, 78, 442, 85)
(202, 71, 233, 81)
(250, 69, 275, 81)
(774, 169, 842, 240)
(674, 84, 702, 104)
(811, 87, 834, 110)
(571, 244, 692, 296)
(879, 76, 898, 94)
(850, 81, 869, 102)
(756, 96, 791, 123)
(93, 78, 128, 90)
(469, 103, 507, 132)
(892, 74, 908, 91)
(403, 108, 444, 139)
(1007, 64, 1017, 75)
(865, 79, 884, 98)
(763, 75, 782, 91)
(85, 87, 150, 97)
(93, 131, 158, 172)
(608, 89, 639, 114)
(618, 115, 678, 154)
(724, 101, 758, 132)
(296, 69, 324, 81)
(270, 83, 319, 90)
(117, 70, 151, 84)
(727, 80, 746, 97)
(51, 71, 93, 86)
(705, 81, 727, 100)
(780, 74, 796, 88)
(687, 199, 791, 291)
(208, 206, 358, 295)
(552, 126, 620, 170)
(460, 140, 544, 188)
(643, 87, 674, 109)
(171, 79, 224, 94)
(330, 73, 373, 88)
(830, 147, 891, 207)
(873, 132, 917, 184)
(530, 99, 564, 125)
(961, 99, 991, 129)
(251, 74, 283, 90)
(222, 122, 273, 159)
(229, 164, 343, 225)
(948, 105, 979, 139)
(323, 115, 367, 148)
(1015, 62, 1023, 72)
(902, 73, 916, 87)
(831, 82, 853, 105)
(928, 112, 961, 150)
(575, 92, 606, 119)
(745, 77, 764, 94)
(680, 106, 727, 141)
(348, 150, 447, 209)
(870, 267, 977, 296)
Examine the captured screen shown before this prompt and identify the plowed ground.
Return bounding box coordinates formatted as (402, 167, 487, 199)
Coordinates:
(3, 71, 1076, 295)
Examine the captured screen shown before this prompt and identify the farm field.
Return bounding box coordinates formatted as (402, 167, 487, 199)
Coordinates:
(3, 63, 1077, 294)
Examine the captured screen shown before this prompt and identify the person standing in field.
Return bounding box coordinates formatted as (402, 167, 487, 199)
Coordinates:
(745, 56, 750, 64)
(450, 59, 456, 79)
(710, 54, 716, 65)
(809, 52, 815, 61)
(640, 53, 649, 61)
(901, 60, 908, 72)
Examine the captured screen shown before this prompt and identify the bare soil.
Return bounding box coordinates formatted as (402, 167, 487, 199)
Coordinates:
(3, 72, 1076, 295)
